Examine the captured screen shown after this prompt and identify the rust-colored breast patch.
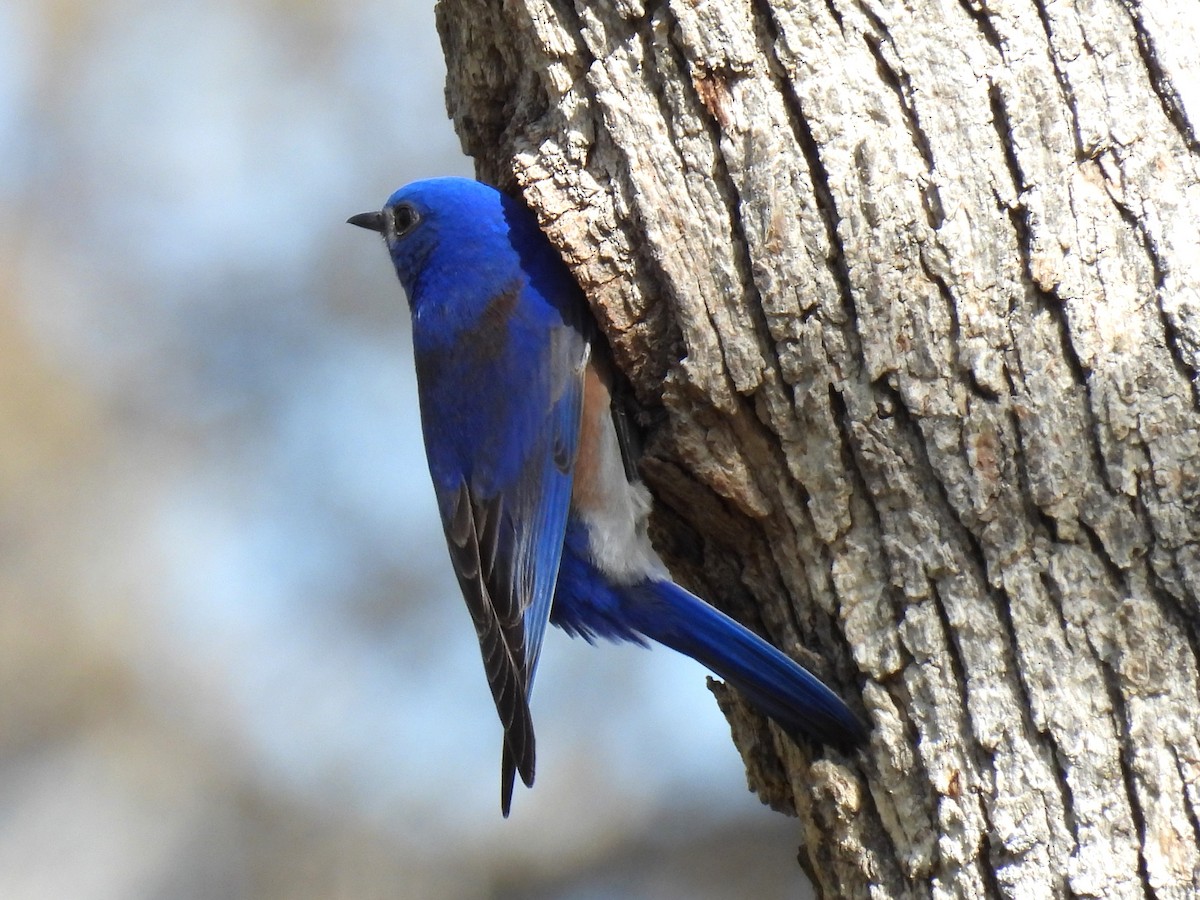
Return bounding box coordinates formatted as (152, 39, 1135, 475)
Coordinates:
(572, 362, 611, 513)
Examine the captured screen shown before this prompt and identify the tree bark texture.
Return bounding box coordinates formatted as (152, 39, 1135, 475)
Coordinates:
(434, 0, 1200, 895)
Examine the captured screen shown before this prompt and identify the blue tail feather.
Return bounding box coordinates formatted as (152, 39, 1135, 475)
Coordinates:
(625, 580, 868, 750)
(551, 528, 866, 750)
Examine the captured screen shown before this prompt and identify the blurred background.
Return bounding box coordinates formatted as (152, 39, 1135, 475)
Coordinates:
(0, 0, 810, 896)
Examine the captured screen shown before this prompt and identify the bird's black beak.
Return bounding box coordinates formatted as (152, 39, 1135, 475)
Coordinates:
(347, 211, 385, 233)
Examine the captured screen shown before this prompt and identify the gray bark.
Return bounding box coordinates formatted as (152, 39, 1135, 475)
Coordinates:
(433, 0, 1200, 895)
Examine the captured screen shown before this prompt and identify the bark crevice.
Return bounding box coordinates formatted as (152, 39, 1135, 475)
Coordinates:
(437, 0, 1200, 894)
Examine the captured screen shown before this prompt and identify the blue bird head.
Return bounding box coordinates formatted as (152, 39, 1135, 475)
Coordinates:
(348, 177, 555, 313)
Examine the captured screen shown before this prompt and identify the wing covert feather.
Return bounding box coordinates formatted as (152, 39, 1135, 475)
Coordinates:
(426, 311, 590, 815)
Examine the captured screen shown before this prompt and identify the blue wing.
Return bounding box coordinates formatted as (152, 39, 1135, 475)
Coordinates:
(415, 276, 589, 815)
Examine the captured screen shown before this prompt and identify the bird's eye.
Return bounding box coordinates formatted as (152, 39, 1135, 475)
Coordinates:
(392, 203, 421, 238)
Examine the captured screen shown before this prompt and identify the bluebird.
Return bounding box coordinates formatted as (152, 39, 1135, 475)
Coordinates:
(349, 177, 866, 815)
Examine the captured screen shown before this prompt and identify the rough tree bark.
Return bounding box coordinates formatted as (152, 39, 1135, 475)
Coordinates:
(433, 0, 1200, 895)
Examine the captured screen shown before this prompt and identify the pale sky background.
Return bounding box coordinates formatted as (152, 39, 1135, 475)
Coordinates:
(0, 0, 811, 895)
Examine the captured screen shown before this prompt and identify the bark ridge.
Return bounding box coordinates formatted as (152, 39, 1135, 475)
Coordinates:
(435, 0, 1200, 895)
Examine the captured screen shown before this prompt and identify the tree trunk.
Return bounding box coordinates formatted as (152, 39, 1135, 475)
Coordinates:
(433, 0, 1200, 895)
